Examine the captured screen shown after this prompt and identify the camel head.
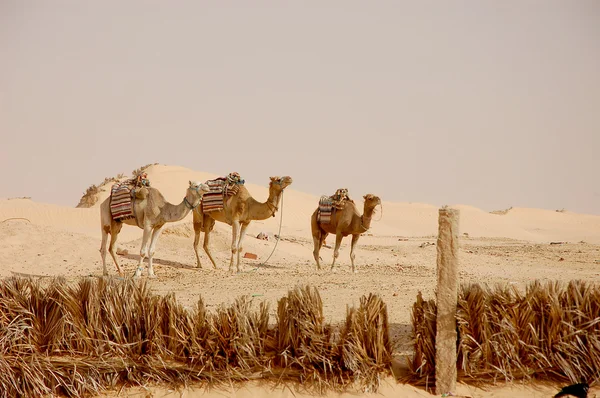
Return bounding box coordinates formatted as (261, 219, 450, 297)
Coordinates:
(363, 194, 381, 209)
(185, 181, 210, 209)
(269, 176, 293, 191)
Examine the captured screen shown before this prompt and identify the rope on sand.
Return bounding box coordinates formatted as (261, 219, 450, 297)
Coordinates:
(1, 217, 32, 224)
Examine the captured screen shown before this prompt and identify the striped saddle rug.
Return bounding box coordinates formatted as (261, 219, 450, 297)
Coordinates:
(201, 174, 244, 214)
(317, 196, 334, 224)
(317, 189, 354, 224)
(110, 183, 135, 221)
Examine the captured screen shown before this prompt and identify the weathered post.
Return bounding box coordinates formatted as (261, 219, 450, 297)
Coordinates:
(435, 206, 460, 396)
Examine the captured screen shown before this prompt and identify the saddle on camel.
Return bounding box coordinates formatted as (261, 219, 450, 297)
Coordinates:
(109, 172, 151, 222)
(317, 188, 353, 224)
(201, 172, 245, 214)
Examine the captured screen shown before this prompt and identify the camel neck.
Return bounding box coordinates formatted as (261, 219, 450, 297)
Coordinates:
(360, 205, 376, 231)
(162, 200, 192, 222)
(248, 189, 282, 220)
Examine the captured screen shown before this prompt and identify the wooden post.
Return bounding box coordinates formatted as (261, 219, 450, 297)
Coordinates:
(435, 207, 460, 396)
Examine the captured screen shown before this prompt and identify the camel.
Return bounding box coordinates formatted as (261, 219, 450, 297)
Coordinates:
(311, 193, 381, 273)
(100, 181, 210, 278)
(192, 176, 293, 273)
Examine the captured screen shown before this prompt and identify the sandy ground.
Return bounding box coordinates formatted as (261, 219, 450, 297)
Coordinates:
(1, 164, 600, 397)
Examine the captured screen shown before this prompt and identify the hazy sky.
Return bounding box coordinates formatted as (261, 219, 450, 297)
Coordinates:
(2, 1, 599, 214)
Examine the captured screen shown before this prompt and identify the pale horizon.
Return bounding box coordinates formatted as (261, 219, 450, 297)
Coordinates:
(2, 1, 599, 214)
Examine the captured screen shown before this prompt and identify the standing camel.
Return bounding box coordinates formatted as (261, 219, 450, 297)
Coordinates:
(100, 181, 210, 278)
(192, 176, 293, 273)
(311, 194, 381, 273)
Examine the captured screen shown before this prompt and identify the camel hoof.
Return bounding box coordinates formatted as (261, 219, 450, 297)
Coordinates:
(148, 274, 157, 279)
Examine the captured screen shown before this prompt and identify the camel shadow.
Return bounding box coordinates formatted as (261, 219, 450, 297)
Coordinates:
(119, 253, 197, 271)
(389, 323, 443, 395)
(10, 271, 54, 279)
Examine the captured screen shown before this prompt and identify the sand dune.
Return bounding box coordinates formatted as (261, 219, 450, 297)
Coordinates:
(4, 164, 597, 244)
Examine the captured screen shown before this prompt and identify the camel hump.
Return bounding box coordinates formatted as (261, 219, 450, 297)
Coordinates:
(330, 188, 352, 209)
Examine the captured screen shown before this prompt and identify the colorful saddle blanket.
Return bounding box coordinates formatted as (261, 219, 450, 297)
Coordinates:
(201, 172, 245, 214)
(110, 183, 135, 221)
(317, 196, 334, 224)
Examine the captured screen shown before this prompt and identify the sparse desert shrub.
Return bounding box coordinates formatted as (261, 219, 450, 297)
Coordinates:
(75, 169, 139, 209)
(132, 163, 159, 177)
(76, 184, 100, 208)
(490, 206, 513, 215)
(102, 176, 118, 185)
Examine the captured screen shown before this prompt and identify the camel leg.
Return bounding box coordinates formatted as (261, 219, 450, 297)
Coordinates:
(312, 229, 327, 271)
(193, 222, 203, 268)
(108, 222, 124, 276)
(202, 229, 219, 269)
(229, 220, 241, 273)
(100, 225, 110, 276)
(147, 225, 166, 278)
(349, 234, 360, 273)
(201, 217, 218, 269)
(134, 226, 153, 278)
(331, 232, 344, 271)
(236, 222, 250, 273)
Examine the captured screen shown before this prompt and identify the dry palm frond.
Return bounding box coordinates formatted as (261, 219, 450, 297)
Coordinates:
(406, 291, 437, 385)
(408, 280, 600, 385)
(340, 293, 392, 391)
(275, 285, 343, 392)
(0, 277, 393, 396)
(208, 296, 270, 371)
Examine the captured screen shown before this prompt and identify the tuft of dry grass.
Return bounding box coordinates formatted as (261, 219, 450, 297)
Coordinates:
(0, 278, 392, 397)
(407, 280, 600, 386)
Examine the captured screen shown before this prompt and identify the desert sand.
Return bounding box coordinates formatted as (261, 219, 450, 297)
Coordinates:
(1, 164, 599, 398)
